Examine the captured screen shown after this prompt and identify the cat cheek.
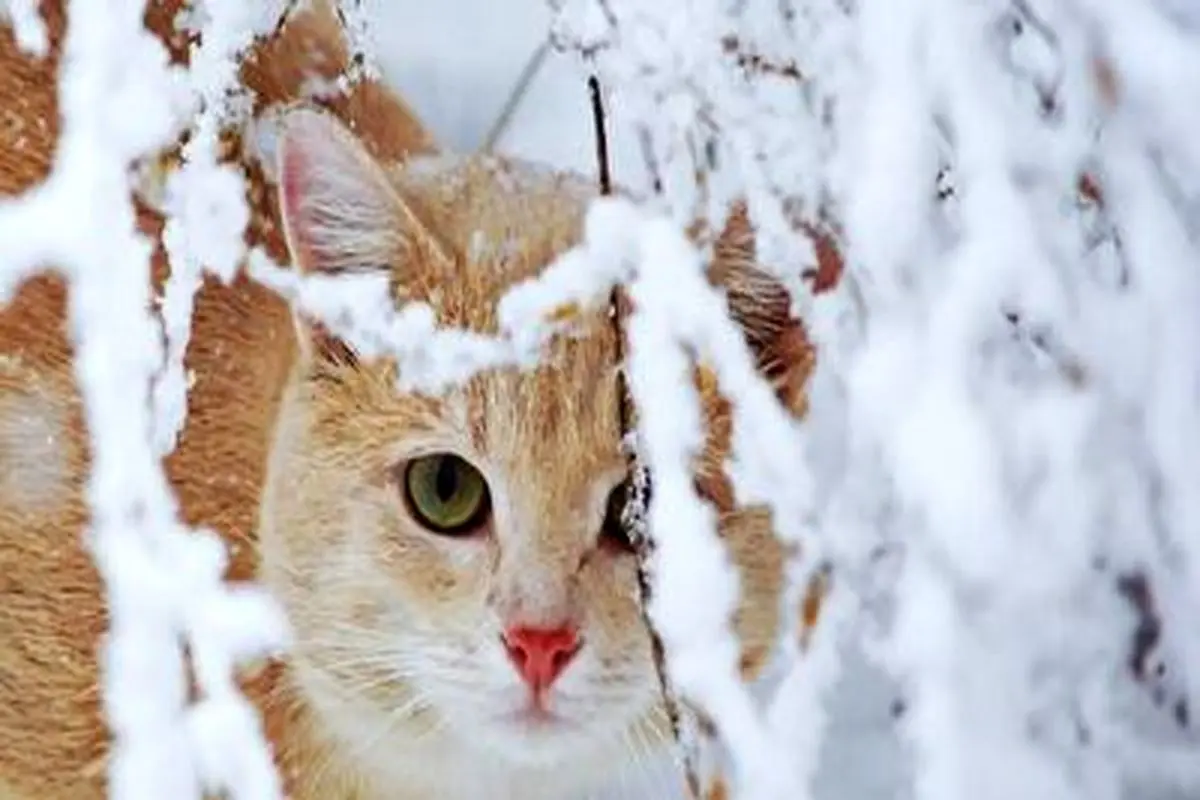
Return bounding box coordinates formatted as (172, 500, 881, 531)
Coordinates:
(577, 564, 643, 648)
(377, 523, 488, 606)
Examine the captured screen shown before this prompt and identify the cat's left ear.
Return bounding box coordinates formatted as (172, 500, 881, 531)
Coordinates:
(708, 204, 814, 416)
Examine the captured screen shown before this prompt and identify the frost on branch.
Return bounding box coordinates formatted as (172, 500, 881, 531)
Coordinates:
(547, 0, 1200, 798)
(0, 1, 290, 798)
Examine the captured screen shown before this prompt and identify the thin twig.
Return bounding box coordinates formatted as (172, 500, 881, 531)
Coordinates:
(265, 0, 304, 42)
(720, 34, 802, 80)
(587, 75, 612, 192)
(592, 71, 701, 799)
(635, 124, 665, 195)
(333, 0, 380, 82)
(481, 39, 552, 152)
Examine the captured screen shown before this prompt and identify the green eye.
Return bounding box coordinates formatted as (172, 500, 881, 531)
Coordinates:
(402, 454, 491, 535)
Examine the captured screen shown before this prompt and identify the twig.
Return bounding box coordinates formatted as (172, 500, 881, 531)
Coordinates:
(587, 75, 612, 192)
(636, 124, 665, 194)
(720, 34, 802, 80)
(265, 0, 305, 43)
(333, 0, 380, 82)
(592, 71, 701, 798)
(481, 38, 552, 152)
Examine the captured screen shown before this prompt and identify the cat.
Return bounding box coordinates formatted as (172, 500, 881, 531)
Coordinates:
(0, 2, 813, 798)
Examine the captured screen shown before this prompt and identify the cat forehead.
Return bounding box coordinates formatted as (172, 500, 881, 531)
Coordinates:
(397, 153, 595, 272)
(387, 154, 601, 335)
(341, 156, 623, 469)
(448, 357, 624, 501)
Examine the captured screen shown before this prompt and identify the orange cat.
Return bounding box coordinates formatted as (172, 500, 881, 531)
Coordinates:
(0, 2, 811, 798)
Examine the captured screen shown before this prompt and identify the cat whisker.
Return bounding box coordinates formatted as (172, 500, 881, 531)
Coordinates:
(345, 689, 438, 764)
(628, 719, 677, 800)
(617, 728, 652, 791)
(302, 664, 416, 705)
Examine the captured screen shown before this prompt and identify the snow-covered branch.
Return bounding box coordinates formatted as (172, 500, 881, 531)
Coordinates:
(0, 2, 288, 797)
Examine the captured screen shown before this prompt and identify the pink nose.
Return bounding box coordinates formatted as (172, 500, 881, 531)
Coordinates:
(502, 625, 582, 692)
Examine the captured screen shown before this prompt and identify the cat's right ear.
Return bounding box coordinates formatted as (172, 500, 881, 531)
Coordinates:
(275, 106, 443, 368)
(277, 105, 410, 277)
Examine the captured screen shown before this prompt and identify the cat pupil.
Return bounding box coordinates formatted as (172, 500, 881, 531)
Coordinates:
(435, 458, 458, 501)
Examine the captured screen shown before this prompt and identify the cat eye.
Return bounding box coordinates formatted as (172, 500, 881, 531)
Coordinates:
(600, 480, 637, 553)
(402, 454, 492, 535)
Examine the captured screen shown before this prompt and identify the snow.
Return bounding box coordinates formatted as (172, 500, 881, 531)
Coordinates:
(1, 0, 47, 56)
(0, 2, 288, 798)
(4, 0, 1200, 798)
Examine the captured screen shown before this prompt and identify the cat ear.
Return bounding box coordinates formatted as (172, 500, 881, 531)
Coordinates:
(276, 106, 448, 369)
(277, 105, 411, 276)
(709, 204, 814, 415)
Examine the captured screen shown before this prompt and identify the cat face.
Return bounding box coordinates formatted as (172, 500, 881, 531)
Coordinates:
(259, 108, 803, 785)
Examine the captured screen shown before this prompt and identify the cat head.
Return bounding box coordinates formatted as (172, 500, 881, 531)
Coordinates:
(259, 107, 809, 788)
